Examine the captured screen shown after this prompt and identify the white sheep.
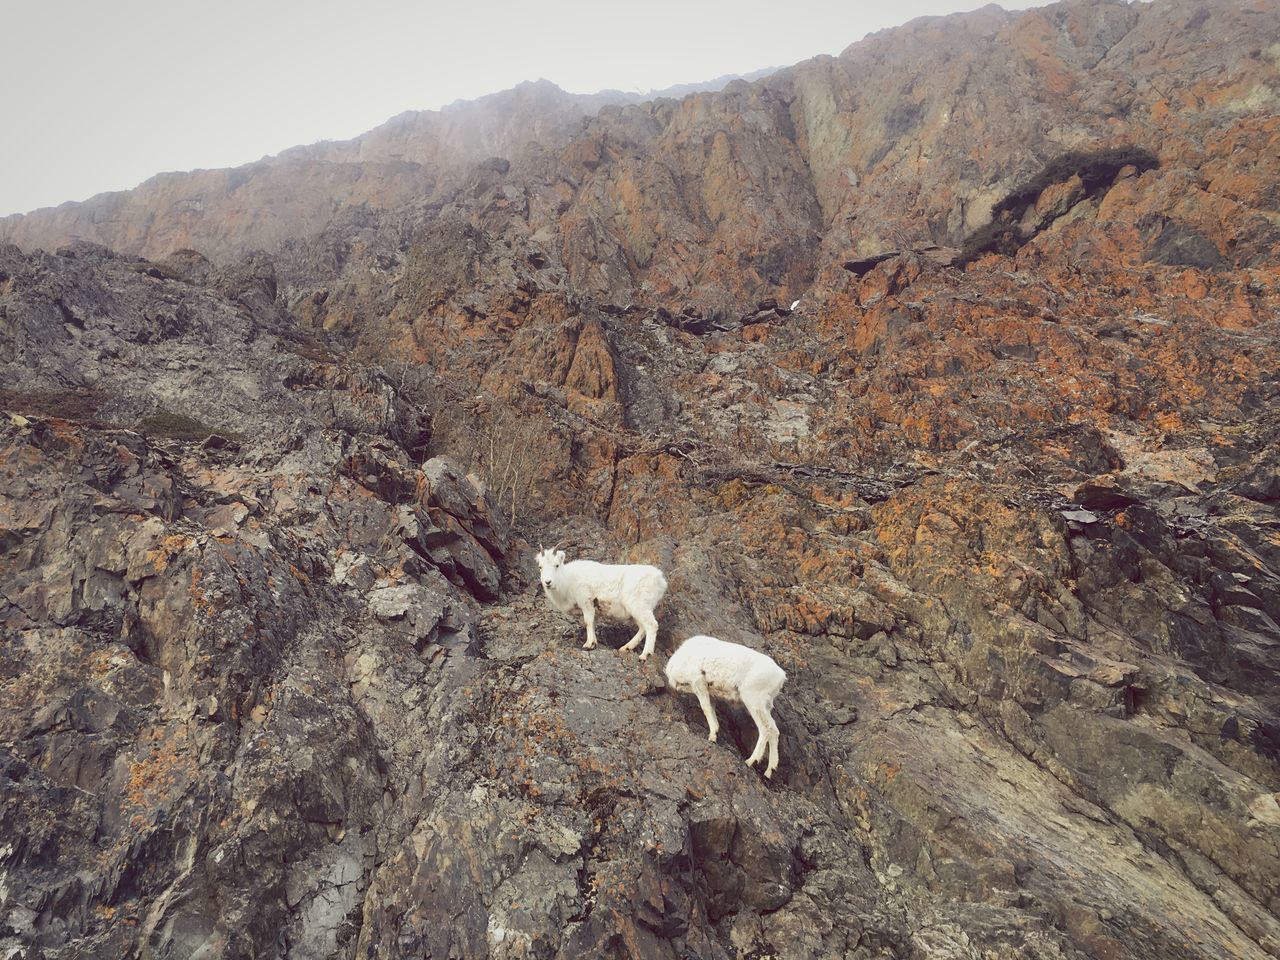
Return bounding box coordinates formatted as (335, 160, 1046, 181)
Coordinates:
(534, 548, 668, 660)
(664, 634, 786, 778)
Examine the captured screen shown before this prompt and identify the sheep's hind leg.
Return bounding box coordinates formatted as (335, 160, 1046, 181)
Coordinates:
(621, 610, 659, 661)
(581, 602, 598, 650)
(763, 706, 780, 779)
(745, 703, 770, 769)
(620, 621, 645, 653)
(619, 609, 660, 660)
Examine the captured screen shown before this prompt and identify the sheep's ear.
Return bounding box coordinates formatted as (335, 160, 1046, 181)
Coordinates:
(555, 549, 566, 564)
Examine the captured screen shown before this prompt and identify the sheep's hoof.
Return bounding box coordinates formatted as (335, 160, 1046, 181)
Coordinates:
(764, 768, 775, 779)
(582, 641, 596, 650)
(621, 640, 640, 651)
(746, 756, 758, 767)
(638, 652, 651, 661)
(707, 731, 718, 743)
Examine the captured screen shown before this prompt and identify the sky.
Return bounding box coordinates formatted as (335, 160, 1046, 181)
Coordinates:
(1, 0, 1058, 217)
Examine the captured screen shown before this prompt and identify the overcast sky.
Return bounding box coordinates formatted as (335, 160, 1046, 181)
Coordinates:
(1, 0, 1059, 217)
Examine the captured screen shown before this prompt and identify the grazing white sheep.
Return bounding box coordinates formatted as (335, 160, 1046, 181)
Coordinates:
(534, 548, 668, 660)
(664, 634, 786, 778)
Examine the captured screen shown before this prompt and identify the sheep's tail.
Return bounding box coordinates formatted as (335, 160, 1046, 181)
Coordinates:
(646, 568, 670, 607)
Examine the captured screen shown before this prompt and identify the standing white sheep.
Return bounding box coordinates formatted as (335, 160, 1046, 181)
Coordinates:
(665, 634, 786, 778)
(534, 548, 668, 660)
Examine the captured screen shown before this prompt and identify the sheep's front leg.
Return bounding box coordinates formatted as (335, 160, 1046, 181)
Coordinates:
(581, 601, 598, 650)
(692, 676, 719, 742)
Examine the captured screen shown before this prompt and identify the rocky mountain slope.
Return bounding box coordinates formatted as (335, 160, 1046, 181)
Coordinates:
(3, 1, 1280, 958)
(5, 0, 1279, 314)
(0, 71, 775, 264)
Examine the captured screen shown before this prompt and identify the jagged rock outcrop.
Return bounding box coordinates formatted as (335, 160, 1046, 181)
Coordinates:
(0, 73, 773, 264)
(2, 2, 1280, 958)
(5, 0, 1278, 320)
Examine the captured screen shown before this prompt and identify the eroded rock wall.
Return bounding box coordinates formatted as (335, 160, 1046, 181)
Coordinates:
(2, 1, 1280, 958)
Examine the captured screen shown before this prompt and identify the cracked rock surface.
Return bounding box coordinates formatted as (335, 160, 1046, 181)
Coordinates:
(3, 1, 1280, 958)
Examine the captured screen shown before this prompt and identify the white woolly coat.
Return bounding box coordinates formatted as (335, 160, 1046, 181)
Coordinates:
(542, 559, 667, 619)
(665, 634, 786, 703)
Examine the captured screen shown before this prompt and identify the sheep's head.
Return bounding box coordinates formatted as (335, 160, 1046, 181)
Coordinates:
(534, 547, 567, 592)
(665, 660, 686, 691)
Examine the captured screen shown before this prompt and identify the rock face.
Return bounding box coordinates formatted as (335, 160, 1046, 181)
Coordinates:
(0, 73, 773, 264)
(5, 1, 1279, 317)
(2, 1, 1280, 958)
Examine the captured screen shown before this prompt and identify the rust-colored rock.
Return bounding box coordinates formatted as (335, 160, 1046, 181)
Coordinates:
(3, 2, 1280, 959)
